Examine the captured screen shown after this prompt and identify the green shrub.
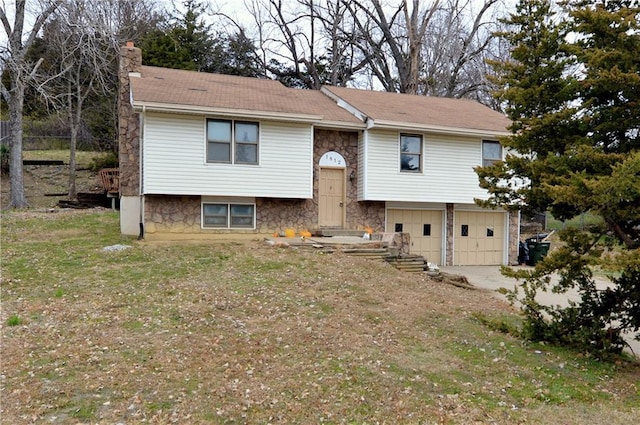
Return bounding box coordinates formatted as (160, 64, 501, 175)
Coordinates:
(88, 151, 118, 172)
(509, 228, 636, 360)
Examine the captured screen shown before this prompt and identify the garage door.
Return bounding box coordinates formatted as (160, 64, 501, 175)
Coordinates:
(387, 209, 443, 264)
(454, 211, 505, 265)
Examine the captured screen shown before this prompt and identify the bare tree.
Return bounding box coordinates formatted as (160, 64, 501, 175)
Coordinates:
(421, 0, 502, 102)
(315, 0, 368, 86)
(237, 0, 363, 88)
(1, 0, 61, 208)
(41, 0, 120, 199)
(252, 0, 323, 88)
(92, 0, 163, 153)
(340, 0, 507, 100)
(108, 0, 163, 43)
(342, 0, 441, 94)
(234, 0, 507, 97)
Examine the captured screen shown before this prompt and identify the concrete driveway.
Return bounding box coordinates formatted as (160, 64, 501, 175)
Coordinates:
(440, 265, 639, 358)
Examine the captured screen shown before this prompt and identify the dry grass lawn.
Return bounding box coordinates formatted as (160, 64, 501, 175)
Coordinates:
(1, 210, 639, 424)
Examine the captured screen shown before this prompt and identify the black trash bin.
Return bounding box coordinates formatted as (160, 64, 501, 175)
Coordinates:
(518, 241, 529, 265)
(526, 240, 550, 266)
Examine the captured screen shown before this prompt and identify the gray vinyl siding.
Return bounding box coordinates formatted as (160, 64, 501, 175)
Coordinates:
(363, 129, 489, 203)
(142, 113, 313, 198)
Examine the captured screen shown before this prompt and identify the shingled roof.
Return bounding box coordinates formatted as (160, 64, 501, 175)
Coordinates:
(129, 65, 509, 135)
(322, 86, 510, 134)
(130, 66, 363, 127)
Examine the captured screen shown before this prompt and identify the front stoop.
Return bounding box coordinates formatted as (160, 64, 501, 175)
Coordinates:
(314, 228, 370, 237)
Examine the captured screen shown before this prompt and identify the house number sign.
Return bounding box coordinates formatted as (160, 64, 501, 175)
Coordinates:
(319, 151, 346, 168)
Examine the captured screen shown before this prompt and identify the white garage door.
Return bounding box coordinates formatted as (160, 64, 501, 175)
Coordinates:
(387, 209, 443, 264)
(454, 211, 505, 265)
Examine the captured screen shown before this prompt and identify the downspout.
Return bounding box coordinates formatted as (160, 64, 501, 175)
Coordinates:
(137, 105, 145, 240)
(363, 117, 374, 202)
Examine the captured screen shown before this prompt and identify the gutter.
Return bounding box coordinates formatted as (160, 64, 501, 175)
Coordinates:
(370, 119, 510, 139)
(132, 102, 323, 123)
(313, 120, 366, 131)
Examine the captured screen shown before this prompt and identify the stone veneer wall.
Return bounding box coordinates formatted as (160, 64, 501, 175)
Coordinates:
(445, 203, 454, 266)
(145, 196, 201, 234)
(143, 129, 386, 235)
(508, 210, 520, 265)
(118, 44, 142, 196)
(145, 196, 326, 235)
(255, 198, 316, 233)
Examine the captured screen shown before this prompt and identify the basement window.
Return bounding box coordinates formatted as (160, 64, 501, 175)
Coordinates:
(202, 203, 255, 229)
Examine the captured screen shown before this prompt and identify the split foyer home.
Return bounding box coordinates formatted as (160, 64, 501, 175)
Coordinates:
(118, 43, 520, 266)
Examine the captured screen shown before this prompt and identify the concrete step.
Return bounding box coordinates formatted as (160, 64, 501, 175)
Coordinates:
(314, 228, 370, 237)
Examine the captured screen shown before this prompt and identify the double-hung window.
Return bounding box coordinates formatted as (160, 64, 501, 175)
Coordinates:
(482, 140, 502, 167)
(202, 203, 255, 229)
(207, 119, 259, 164)
(400, 134, 422, 172)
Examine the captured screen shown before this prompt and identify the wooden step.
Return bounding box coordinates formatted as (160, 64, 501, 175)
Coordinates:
(385, 255, 427, 272)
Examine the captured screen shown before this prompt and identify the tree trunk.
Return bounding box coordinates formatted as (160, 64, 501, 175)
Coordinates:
(8, 76, 28, 208)
(68, 125, 78, 200)
(68, 88, 80, 201)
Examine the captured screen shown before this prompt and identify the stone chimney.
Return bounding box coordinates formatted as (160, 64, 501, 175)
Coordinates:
(118, 42, 142, 196)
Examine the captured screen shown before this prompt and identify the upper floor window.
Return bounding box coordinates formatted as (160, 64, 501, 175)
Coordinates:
(482, 140, 502, 167)
(207, 119, 259, 164)
(400, 134, 422, 172)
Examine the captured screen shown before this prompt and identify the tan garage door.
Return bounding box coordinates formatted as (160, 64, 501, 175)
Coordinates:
(387, 209, 443, 264)
(454, 211, 505, 265)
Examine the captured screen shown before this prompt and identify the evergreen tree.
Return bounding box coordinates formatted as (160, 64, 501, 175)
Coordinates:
(479, 0, 640, 357)
(207, 30, 264, 78)
(139, 1, 263, 78)
(140, 0, 215, 71)
(480, 0, 583, 218)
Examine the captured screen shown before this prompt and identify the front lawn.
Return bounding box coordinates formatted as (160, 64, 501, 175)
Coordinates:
(1, 210, 638, 424)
